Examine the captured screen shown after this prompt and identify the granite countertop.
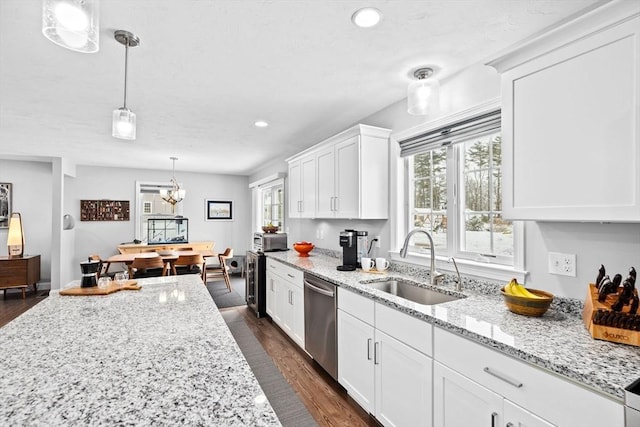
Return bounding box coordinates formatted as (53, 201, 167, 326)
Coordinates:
(266, 250, 640, 401)
(0, 275, 280, 426)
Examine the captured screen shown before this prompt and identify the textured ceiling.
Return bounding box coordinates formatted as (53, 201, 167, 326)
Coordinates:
(0, 0, 601, 175)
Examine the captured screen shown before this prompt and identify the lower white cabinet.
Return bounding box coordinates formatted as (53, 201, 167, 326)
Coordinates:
(337, 288, 432, 427)
(266, 259, 304, 348)
(434, 362, 553, 427)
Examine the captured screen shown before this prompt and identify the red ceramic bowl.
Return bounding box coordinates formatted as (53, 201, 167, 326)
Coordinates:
(293, 241, 314, 257)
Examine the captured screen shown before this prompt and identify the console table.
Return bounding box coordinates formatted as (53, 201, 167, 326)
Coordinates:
(0, 255, 41, 299)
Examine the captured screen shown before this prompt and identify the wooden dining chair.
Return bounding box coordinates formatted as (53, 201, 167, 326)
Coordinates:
(204, 248, 233, 291)
(171, 254, 206, 278)
(130, 255, 168, 278)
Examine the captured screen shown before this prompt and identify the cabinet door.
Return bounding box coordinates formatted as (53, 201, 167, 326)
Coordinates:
(265, 271, 276, 318)
(334, 135, 360, 218)
(504, 400, 554, 427)
(375, 330, 432, 427)
(288, 160, 301, 218)
(273, 274, 288, 328)
(501, 16, 640, 221)
(337, 309, 375, 413)
(289, 282, 305, 348)
(300, 154, 316, 218)
(434, 362, 503, 427)
(316, 146, 335, 217)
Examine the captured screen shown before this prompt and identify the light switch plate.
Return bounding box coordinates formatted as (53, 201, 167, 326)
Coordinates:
(548, 252, 576, 277)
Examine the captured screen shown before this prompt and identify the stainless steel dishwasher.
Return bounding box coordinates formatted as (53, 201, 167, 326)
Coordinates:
(303, 272, 337, 380)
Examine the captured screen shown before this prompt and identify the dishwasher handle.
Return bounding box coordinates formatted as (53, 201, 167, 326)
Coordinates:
(304, 280, 335, 297)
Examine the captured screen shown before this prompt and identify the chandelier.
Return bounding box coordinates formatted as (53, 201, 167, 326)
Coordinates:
(160, 157, 185, 210)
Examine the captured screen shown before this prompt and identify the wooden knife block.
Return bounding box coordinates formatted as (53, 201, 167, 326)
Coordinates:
(582, 283, 640, 347)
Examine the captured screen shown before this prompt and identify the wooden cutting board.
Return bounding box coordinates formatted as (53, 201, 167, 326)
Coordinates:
(60, 280, 141, 296)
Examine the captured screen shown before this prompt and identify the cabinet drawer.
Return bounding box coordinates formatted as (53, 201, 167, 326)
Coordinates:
(337, 287, 374, 326)
(375, 303, 432, 356)
(434, 328, 623, 427)
(266, 258, 303, 286)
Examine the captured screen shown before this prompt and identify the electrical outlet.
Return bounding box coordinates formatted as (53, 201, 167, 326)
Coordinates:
(548, 252, 576, 277)
(375, 235, 381, 248)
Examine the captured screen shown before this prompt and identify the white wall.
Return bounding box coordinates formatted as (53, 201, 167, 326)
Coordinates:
(0, 159, 53, 282)
(250, 62, 640, 299)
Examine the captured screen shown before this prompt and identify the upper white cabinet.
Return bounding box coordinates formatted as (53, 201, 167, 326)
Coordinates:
(488, 1, 640, 221)
(288, 153, 316, 218)
(287, 124, 391, 219)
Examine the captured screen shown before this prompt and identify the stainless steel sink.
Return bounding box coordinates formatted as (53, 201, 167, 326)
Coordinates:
(363, 279, 464, 305)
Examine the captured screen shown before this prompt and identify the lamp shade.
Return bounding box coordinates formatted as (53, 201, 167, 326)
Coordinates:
(407, 69, 440, 116)
(42, 0, 99, 53)
(112, 108, 136, 140)
(7, 212, 24, 258)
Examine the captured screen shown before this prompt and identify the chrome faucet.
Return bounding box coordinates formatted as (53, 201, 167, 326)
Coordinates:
(400, 229, 444, 286)
(448, 257, 463, 291)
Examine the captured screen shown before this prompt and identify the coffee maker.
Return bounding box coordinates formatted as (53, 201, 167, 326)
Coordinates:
(80, 260, 101, 288)
(338, 230, 357, 271)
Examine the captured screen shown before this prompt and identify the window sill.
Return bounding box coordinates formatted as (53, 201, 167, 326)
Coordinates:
(388, 251, 528, 284)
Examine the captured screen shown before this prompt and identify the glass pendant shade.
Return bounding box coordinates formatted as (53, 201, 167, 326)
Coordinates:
(407, 69, 440, 116)
(112, 108, 136, 140)
(7, 212, 24, 258)
(42, 0, 99, 53)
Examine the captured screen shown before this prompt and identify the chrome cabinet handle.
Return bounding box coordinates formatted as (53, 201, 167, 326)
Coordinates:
(491, 412, 498, 427)
(374, 341, 380, 365)
(483, 367, 523, 388)
(334, 197, 339, 212)
(367, 338, 372, 360)
(287, 273, 294, 278)
(506, 423, 514, 427)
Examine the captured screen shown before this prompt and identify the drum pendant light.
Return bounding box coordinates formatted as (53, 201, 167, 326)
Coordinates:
(407, 67, 440, 116)
(42, 0, 99, 53)
(112, 30, 140, 140)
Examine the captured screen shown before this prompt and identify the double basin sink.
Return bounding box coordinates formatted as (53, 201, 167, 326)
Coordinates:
(361, 279, 465, 305)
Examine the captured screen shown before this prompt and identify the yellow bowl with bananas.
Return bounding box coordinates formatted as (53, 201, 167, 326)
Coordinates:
(500, 286, 554, 317)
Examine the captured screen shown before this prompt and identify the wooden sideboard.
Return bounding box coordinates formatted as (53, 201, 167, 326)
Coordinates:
(117, 241, 214, 254)
(0, 255, 41, 298)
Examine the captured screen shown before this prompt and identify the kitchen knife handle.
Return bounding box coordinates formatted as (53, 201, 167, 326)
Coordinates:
(483, 367, 523, 388)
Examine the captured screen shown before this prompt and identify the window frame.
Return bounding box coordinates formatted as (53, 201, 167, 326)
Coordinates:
(391, 99, 526, 283)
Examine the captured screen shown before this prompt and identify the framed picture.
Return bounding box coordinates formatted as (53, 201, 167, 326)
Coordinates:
(0, 183, 12, 229)
(206, 200, 233, 221)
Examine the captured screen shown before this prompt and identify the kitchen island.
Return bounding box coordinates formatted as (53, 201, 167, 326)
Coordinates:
(0, 275, 280, 426)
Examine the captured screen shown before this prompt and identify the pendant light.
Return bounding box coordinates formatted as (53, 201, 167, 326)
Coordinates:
(42, 0, 99, 53)
(112, 30, 140, 140)
(407, 67, 440, 116)
(160, 157, 186, 212)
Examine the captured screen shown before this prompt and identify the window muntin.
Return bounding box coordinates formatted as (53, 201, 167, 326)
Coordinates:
(260, 182, 284, 231)
(407, 130, 513, 265)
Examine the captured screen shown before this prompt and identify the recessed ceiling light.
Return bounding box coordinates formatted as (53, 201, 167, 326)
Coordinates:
(351, 7, 382, 28)
(254, 120, 269, 128)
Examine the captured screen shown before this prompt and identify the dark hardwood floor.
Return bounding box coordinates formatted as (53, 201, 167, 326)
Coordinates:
(1, 288, 375, 426)
(221, 305, 379, 427)
(0, 287, 48, 328)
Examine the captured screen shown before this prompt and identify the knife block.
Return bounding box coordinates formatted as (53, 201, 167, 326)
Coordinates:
(582, 284, 640, 347)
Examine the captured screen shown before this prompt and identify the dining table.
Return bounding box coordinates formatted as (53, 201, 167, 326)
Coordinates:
(104, 249, 217, 277)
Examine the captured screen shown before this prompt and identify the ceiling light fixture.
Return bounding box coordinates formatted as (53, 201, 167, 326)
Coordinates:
(254, 120, 269, 128)
(112, 30, 140, 140)
(160, 157, 186, 212)
(351, 7, 382, 28)
(42, 0, 99, 53)
(407, 67, 440, 116)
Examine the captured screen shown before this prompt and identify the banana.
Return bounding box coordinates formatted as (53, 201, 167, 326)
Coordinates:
(504, 278, 543, 299)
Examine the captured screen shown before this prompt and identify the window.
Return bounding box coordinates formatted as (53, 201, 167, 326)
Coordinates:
(401, 108, 516, 267)
(261, 182, 284, 230)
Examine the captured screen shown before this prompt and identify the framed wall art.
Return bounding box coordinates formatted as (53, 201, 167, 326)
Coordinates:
(205, 200, 233, 221)
(0, 183, 12, 229)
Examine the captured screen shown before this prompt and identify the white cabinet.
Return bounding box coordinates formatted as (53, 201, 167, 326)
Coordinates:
(433, 362, 553, 427)
(337, 288, 432, 427)
(434, 327, 624, 427)
(287, 124, 391, 219)
(265, 259, 304, 348)
(288, 154, 316, 218)
(488, 3, 640, 221)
